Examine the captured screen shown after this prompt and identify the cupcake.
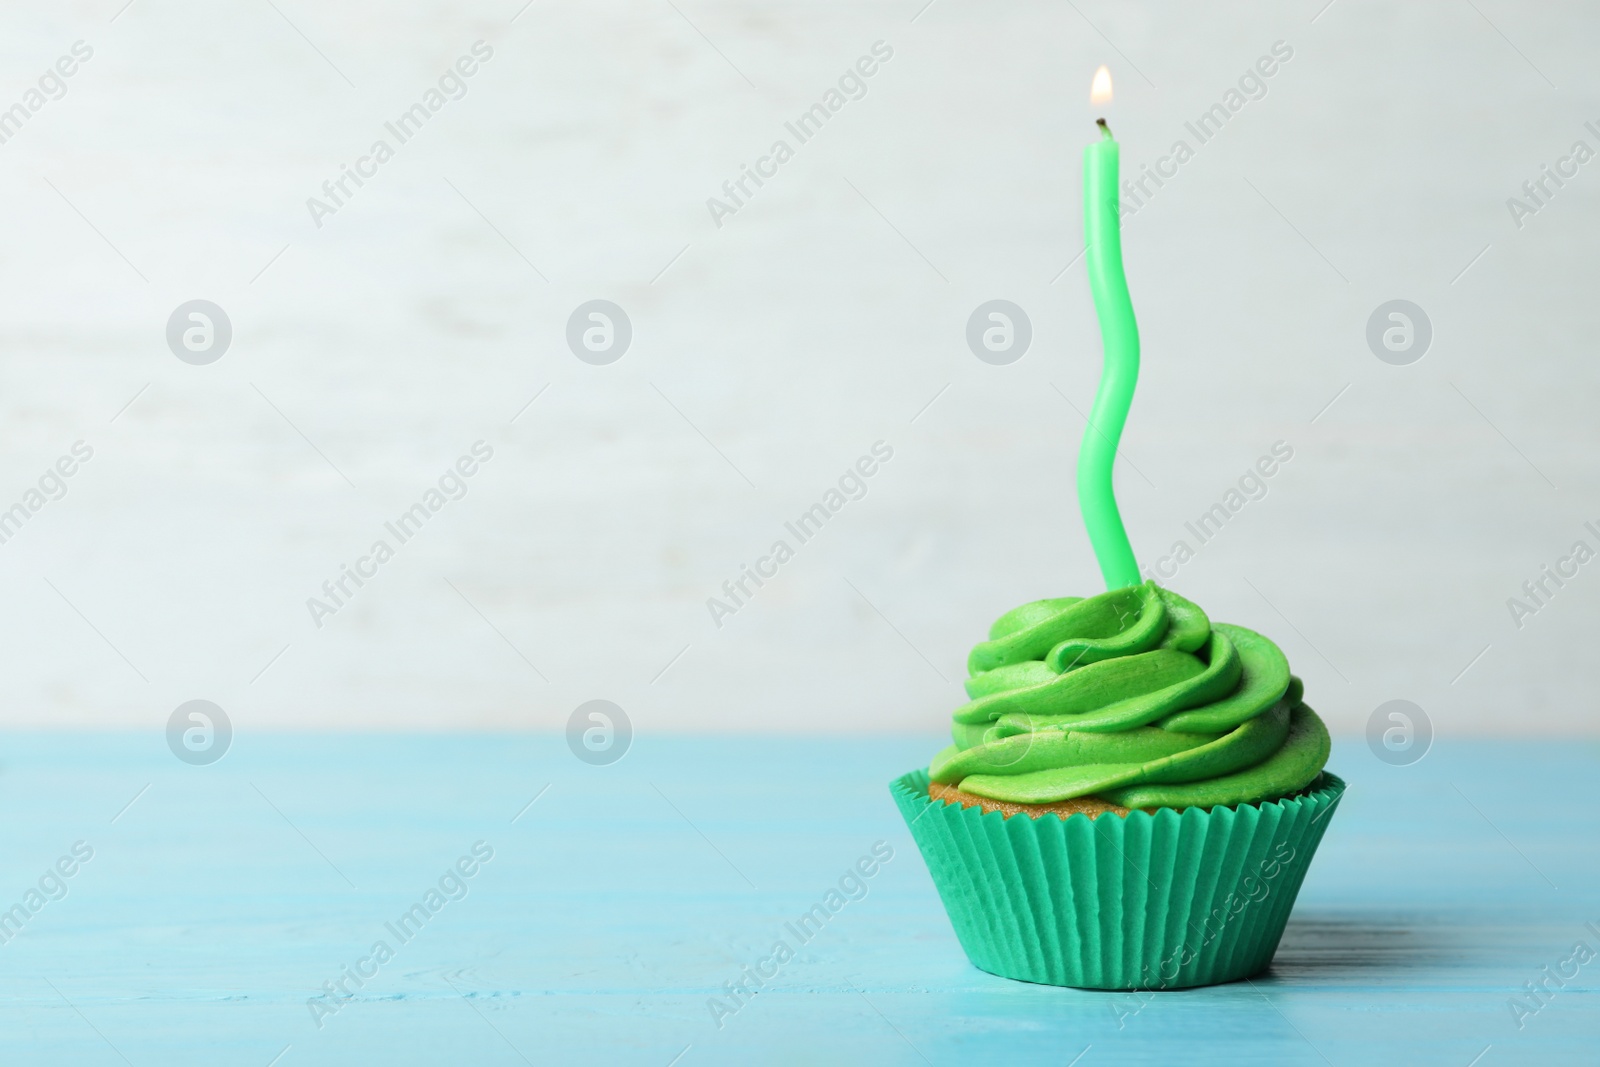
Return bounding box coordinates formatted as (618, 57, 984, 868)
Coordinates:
(890, 580, 1343, 990)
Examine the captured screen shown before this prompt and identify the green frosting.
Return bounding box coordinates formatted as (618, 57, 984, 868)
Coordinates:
(930, 581, 1330, 809)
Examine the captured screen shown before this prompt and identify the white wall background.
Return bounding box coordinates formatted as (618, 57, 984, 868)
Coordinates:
(0, 1, 1596, 736)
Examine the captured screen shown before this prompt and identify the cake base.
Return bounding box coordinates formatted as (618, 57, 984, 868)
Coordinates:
(895, 769, 1346, 989)
(928, 779, 1131, 820)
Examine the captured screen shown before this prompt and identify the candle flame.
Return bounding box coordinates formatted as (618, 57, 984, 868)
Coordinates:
(1090, 65, 1113, 107)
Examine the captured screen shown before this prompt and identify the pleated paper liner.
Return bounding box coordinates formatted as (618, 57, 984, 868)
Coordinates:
(891, 769, 1345, 990)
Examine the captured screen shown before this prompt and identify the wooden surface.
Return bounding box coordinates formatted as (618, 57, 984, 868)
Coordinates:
(0, 734, 1595, 1065)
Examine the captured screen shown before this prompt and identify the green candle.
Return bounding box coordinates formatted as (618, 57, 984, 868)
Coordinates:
(1080, 114, 1142, 591)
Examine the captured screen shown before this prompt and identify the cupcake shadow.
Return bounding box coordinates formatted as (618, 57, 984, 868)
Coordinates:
(1264, 912, 1491, 981)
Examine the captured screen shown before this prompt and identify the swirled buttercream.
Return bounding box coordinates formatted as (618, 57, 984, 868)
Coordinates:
(930, 582, 1330, 809)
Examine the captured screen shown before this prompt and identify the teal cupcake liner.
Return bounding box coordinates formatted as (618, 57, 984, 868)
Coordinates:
(891, 769, 1345, 990)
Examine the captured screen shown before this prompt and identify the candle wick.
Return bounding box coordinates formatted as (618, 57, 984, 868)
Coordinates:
(1096, 118, 1113, 138)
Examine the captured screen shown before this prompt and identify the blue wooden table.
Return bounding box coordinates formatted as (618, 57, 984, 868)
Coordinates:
(0, 734, 1594, 1065)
